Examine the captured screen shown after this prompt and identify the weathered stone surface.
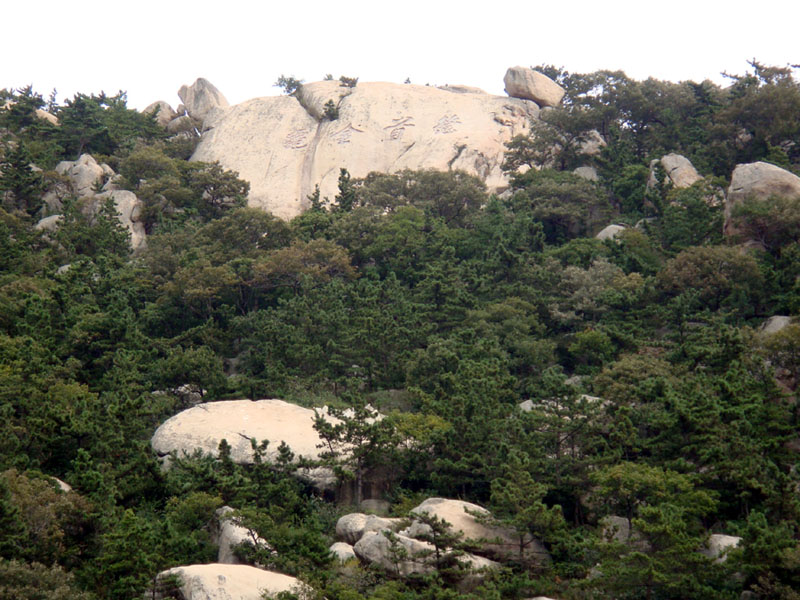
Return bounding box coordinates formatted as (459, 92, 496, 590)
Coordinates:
(574, 166, 598, 181)
(35, 214, 63, 231)
(167, 115, 199, 135)
(650, 153, 703, 189)
(503, 66, 564, 107)
(215, 507, 271, 565)
(55, 154, 105, 197)
(51, 477, 72, 492)
(178, 78, 230, 127)
(153, 564, 305, 600)
(700, 534, 741, 563)
(94, 190, 146, 252)
(336, 513, 401, 545)
(595, 224, 626, 240)
(402, 497, 549, 562)
(438, 84, 487, 95)
(353, 531, 498, 580)
(580, 130, 606, 157)
(330, 542, 357, 562)
(144, 101, 178, 127)
(761, 315, 793, 335)
(725, 162, 800, 235)
(35, 109, 58, 125)
(296, 81, 354, 120)
(152, 399, 334, 464)
(191, 81, 539, 219)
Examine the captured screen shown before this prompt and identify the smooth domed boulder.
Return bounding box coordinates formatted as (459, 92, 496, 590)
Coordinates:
(55, 154, 106, 197)
(648, 153, 702, 189)
(503, 66, 565, 107)
(152, 564, 306, 600)
(178, 78, 230, 127)
(34, 214, 63, 231)
(191, 81, 539, 219)
(143, 101, 178, 127)
(151, 399, 333, 463)
(353, 530, 498, 580)
(335, 513, 401, 545)
(595, 224, 626, 240)
(725, 162, 800, 235)
(761, 315, 793, 335)
(574, 166, 599, 181)
(700, 534, 741, 563)
(402, 497, 549, 563)
(330, 541, 357, 562)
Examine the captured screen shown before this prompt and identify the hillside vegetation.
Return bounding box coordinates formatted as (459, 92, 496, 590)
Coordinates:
(1, 62, 799, 599)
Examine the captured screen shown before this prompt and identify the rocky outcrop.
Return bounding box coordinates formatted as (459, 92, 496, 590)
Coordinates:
(329, 542, 357, 562)
(574, 166, 599, 181)
(760, 315, 793, 335)
(189, 78, 539, 219)
(152, 399, 331, 464)
(725, 161, 800, 235)
(215, 507, 271, 565)
(178, 78, 229, 127)
(648, 153, 703, 190)
(335, 513, 402, 545)
(595, 224, 626, 240)
(144, 101, 178, 127)
(49, 154, 146, 251)
(94, 190, 146, 251)
(151, 399, 348, 490)
(700, 534, 741, 563)
(402, 497, 549, 563)
(55, 154, 106, 197)
(152, 564, 306, 600)
(35, 214, 63, 231)
(503, 66, 565, 108)
(353, 530, 498, 581)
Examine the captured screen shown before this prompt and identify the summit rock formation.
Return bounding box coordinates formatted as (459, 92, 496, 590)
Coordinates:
(182, 75, 549, 219)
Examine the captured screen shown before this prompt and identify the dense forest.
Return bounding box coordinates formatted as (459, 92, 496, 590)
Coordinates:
(1, 61, 799, 599)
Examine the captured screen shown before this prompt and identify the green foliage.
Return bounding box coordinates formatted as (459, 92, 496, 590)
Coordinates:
(323, 100, 340, 120)
(275, 75, 304, 95)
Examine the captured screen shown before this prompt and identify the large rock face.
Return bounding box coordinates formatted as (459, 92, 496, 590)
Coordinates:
(153, 564, 305, 600)
(725, 161, 800, 235)
(190, 79, 539, 219)
(503, 66, 565, 107)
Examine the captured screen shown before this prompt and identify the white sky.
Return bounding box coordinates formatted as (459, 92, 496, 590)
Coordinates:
(4, 1, 799, 111)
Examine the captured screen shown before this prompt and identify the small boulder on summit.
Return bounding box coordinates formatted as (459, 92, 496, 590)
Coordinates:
(504, 66, 565, 108)
(178, 78, 230, 128)
(700, 534, 741, 564)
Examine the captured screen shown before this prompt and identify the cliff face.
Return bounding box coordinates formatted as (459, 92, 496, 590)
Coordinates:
(186, 79, 540, 219)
